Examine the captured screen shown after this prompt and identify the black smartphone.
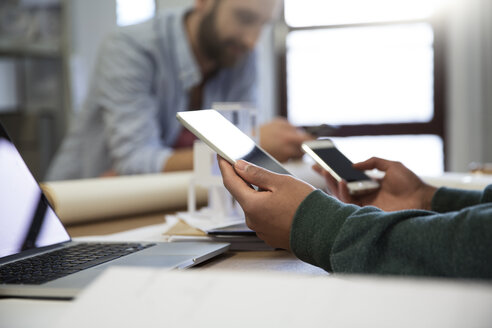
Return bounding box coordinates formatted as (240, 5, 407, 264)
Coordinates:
(302, 139, 379, 195)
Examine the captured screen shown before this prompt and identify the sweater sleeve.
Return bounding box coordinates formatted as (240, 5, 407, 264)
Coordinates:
(431, 186, 490, 213)
(290, 185, 492, 279)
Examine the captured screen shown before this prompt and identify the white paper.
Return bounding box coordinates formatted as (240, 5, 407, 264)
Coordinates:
(57, 267, 492, 328)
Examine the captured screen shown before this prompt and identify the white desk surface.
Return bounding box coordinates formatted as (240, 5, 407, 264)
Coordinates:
(0, 223, 325, 328)
(3, 222, 492, 328)
(3, 269, 492, 328)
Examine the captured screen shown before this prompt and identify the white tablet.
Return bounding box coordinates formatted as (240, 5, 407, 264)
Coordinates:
(176, 109, 291, 175)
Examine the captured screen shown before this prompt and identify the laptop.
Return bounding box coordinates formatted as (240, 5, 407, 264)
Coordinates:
(0, 122, 229, 299)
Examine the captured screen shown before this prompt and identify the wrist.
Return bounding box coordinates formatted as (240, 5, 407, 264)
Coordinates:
(419, 184, 438, 210)
(163, 149, 193, 172)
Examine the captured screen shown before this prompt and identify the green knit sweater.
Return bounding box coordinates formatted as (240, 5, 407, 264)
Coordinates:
(290, 185, 492, 279)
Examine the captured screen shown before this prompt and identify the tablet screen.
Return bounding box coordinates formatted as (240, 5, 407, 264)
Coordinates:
(176, 110, 290, 175)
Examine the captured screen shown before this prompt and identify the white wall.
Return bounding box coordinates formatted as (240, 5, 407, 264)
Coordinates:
(446, 0, 492, 172)
(156, 0, 193, 11)
(256, 27, 277, 122)
(69, 0, 116, 112)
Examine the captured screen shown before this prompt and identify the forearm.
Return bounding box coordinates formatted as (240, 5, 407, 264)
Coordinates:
(290, 190, 492, 279)
(162, 148, 193, 172)
(431, 186, 486, 213)
(290, 191, 356, 272)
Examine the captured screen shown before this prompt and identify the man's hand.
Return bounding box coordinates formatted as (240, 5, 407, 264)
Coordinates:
(162, 148, 194, 172)
(259, 118, 313, 162)
(313, 157, 437, 211)
(218, 156, 315, 250)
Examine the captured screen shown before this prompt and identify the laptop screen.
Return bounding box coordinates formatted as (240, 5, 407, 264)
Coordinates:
(0, 125, 70, 259)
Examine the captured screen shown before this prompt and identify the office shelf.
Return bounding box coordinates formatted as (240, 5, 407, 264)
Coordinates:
(0, 0, 72, 180)
(0, 39, 61, 58)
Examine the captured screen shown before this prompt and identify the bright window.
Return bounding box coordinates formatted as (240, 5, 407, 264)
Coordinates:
(281, 0, 447, 175)
(287, 23, 434, 126)
(327, 135, 444, 176)
(116, 0, 155, 26)
(284, 0, 446, 27)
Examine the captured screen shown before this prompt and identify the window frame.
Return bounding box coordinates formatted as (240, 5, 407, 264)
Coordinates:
(276, 7, 448, 168)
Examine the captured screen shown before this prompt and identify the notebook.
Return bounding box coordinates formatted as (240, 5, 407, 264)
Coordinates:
(0, 122, 229, 299)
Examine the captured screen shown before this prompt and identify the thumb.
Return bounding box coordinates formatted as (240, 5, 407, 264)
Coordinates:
(354, 157, 392, 172)
(234, 160, 279, 191)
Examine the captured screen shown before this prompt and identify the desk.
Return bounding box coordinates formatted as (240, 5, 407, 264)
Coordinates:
(0, 183, 492, 328)
(0, 212, 326, 328)
(4, 172, 492, 328)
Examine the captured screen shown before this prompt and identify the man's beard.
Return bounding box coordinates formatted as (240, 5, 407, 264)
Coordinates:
(198, 3, 248, 68)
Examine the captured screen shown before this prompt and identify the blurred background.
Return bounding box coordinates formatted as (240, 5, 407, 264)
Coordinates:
(0, 0, 490, 180)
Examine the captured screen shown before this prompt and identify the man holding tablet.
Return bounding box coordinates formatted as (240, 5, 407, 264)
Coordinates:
(217, 157, 492, 279)
(174, 106, 492, 279)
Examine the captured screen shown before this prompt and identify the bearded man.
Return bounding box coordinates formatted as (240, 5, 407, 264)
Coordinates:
(46, 0, 311, 181)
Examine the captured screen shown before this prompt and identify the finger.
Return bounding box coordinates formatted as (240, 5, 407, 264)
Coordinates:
(338, 180, 353, 203)
(284, 144, 305, 159)
(353, 157, 393, 172)
(234, 160, 280, 192)
(323, 171, 340, 196)
(244, 215, 256, 231)
(313, 165, 337, 184)
(217, 156, 256, 204)
(312, 164, 323, 175)
(283, 129, 313, 145)
(312, 165, 339, 195)
(274, 145, 301, 162)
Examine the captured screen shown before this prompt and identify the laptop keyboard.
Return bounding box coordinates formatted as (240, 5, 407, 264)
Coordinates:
(0, 242, 155, 285)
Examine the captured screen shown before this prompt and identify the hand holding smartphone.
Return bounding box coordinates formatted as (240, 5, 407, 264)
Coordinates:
(302, 139, 379, 195)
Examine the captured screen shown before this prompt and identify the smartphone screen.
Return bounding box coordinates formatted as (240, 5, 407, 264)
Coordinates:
(312, 147, 370, 182)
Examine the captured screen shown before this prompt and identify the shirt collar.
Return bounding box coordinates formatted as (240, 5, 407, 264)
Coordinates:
(172, 7, 202, 90)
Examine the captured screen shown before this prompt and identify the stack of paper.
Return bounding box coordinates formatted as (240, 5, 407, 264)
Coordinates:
(163, 216, 273, 251)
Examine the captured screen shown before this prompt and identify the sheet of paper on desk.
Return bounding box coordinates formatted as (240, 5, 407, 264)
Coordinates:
(56, 267, 492, 328)
(163, 216, 274, 251)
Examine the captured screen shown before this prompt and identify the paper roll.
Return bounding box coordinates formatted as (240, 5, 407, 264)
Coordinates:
(40, 172, 207, 224)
